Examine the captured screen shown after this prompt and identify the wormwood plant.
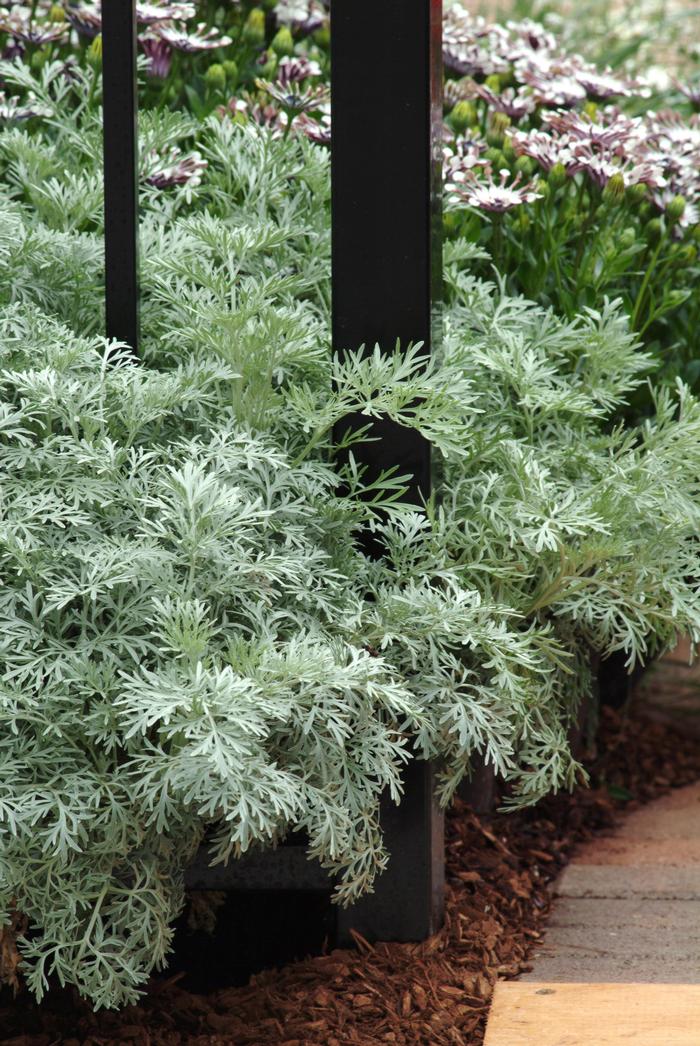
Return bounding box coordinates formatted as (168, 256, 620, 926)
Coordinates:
(0, 93, 699, 1008)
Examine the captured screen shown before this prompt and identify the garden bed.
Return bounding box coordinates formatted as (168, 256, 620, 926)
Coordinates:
(2, 0, 700, 1035)
(3, 702, 700, 1046)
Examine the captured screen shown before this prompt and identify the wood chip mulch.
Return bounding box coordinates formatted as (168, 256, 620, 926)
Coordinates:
(3, 704, 700, 1046)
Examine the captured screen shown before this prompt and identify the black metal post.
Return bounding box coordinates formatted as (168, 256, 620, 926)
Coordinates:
(102, 0, 140, 353)
(332, 0, 445, 943)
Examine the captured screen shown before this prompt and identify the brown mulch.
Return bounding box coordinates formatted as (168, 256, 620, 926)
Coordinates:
(3, 705, 700, 1046)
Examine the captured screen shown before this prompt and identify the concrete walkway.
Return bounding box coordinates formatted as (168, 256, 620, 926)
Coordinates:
(484, 645, 700, 1040)
(520, 641, 700, 983)
(523, 781, 700, 982)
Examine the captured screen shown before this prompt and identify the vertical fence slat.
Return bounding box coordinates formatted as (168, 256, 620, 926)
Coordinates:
(102, 0, 140, 353)
(332, 0, 445, 942)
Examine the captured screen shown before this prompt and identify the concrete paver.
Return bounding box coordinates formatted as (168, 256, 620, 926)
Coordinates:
(523, 779, 700, 983)
(547, 896, 700, 930)
(499, 641, 700, 1031)
(558, 864, 700, 900)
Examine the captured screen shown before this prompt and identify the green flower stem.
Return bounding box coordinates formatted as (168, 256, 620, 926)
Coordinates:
(544, 200, 566, 305)
(492, 212, 504, 270)
(631, 237, 666, 333)
(572, 196, 601, 297)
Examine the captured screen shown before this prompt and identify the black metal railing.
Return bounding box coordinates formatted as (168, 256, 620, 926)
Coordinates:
(102, 0, 140, 354)
(102, 0, 444, 943)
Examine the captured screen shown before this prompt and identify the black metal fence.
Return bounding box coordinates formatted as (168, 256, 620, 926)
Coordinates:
(102, 0, 444, 943)
(102, 0, 139, 353)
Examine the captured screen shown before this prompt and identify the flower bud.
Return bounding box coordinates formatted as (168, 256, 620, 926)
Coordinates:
(667, 288, 690, 309)
(230, 105, 248, 127)
(583, 100, 598, 120)
(645, 217, 663, 244)
(536, 177, 551, 200)
(204, 63, 227, 93)
(602, 172, 626, 203)
(484, 74, 501, 93)
(487, 112, 510, 146)
(515, 155, 534, 178)
(674, 243, 697, 265)
(450, 100, 477, 133)
(619, 227, 637, 249)
(258, 50, 277, 78)
(49, 3, 65, 20)
(626, 182, 648, 206)
(242, 8, 266, 46)
(313, 25, 331, 49)
(87, 34, 103, 67)
(223, 59, 239, 86)
(30, 49, 47, 72)
(485, 147, 506, 168)
(491, 112, 511, 135)
(666, 194, 686, 224)
(502, 140, 516, 164)
(548, 162, 567, 189)
(271, 26, 294, 56)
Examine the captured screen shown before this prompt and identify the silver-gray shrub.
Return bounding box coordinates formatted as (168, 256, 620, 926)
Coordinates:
(0, 78, 698, 1007)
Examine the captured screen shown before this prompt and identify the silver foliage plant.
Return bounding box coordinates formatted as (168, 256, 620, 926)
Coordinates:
(0, 87, 699, 1008)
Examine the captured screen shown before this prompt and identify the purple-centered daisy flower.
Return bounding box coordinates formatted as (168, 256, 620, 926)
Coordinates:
(675, 79, 700, 108)
(444, 41, 510, 78)
(0, 90, 52, 121)
(518, 60, 588, 107)
(448, 167, 543, 212)
(0, 11, 67, 46)
(645, 110, 700, 157)
(471, 83, 536, 122)
(136, 2, 196, 24)
(66, 1, 199, 34)
(274, 0, 327, 35)
(256, 78, 329, 114)
(506, 18, 557, 54)
(443, 6, 488, 44)
(220, 95, 290, 138)
(277, 56, 322, 87)
(573, 147, 666, 190)
(294, 111, 331, 145)
(443, 10, 512, 76)
(651, 186, 700, 229)
(65, 2, 101, 37)
(144, 147, 207, 189)
(573, 65, 649, 102)
(257, 58, 329, 115)
(444, 78, 474, 110)
(541, 108, 642, 153)
(153, 22, 231, 53)
(443, 138, 489, 184)
(140, 32, 172, 78)
(2, 39, 24, 60)
(510, 128, 579, 174)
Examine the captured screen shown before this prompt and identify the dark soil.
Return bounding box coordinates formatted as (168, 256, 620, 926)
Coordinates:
(3, 705, 700, 1046)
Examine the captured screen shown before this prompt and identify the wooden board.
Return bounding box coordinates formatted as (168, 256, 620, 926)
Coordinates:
(484, 982, 700, 1045)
